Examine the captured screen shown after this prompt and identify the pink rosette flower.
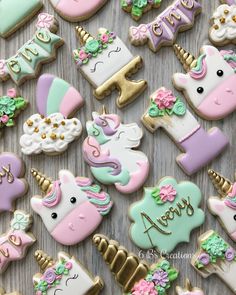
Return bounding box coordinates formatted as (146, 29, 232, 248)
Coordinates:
(43, 268, 56, 284)
(0, 59, 6, 76)
(131, 279, 157, 295)
(100, 33, 109, 43)
(7, 88, 17, 98)
(79, 50, 88, 61)
(154, 89, 176, 110)
(65, 261, 73, 270)
(1, 115, 9, 123)
(37, 13, 54, 29)
(160, 185, 177, 203)
(36, 291, 42, 295)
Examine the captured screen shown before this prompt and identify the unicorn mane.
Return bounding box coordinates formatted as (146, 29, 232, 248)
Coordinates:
(224, 182, 236, 210)
(83, 136, 122, 175)
(42, 181, 61, 208)
(94, 114, 120, 136)
(189, 54, 207, 80)
(220, 50, 236, 72)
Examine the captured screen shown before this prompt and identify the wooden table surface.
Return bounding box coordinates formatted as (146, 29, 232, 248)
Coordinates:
(0, 0, 235, 294)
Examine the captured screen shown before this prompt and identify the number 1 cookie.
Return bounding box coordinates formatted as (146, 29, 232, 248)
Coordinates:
(73, 27, 147, 108)
(208, 169, 236, 242)
(176, 279, 204, 295)
(142, 87, 228, 175)
(93, 234, 179, 294)
(33, 250, 103, 294)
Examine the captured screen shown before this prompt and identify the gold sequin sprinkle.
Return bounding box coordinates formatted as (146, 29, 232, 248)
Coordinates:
(44, 118, 51, 124)
(50, 133, 57, 140)
(232, 15, 236, 22)
(34, 127, 39, 133)
(214, 24, 219, 30)
(41, 133, 46, 139)
(73, 120, 77, 125)
(61, 121, 65, 126)
(40, 115, 45, 119)
(53, 123, 59, 128)
(224, 10, 229, 14)
(220, 17, 226, 24)
(26, 120, 33, 127)
(60, 135, 64, 140)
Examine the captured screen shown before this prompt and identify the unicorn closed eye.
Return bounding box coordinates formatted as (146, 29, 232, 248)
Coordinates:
(83, 110, 150, 194)
(30, 169, 112, 246)
(173, 44, 236, 120)
(208, 169, 236, 242)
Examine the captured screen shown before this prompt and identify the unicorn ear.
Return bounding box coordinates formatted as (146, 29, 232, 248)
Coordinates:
(173, 73, 189, 90)
(201, 45, 219, 57)
(58, 251, 71, 262)
(31, 196, 43, 214)
(208, 197, 225, 215)
(59, 170, 76, 185)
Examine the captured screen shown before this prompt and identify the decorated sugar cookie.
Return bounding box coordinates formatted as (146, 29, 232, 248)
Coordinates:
(0, 13, 64, 86)
(142, 87, 228, 175)
(31, 168, 113, 246)
(0, 210, 36, 274)
(49, 0, 108, 22)
(20, 74, 83, 155)
(192, 230, 236, 293)
(93, 234, 179, 294)
(121, 0, 162, 21)
(0, 288, 21, 295)
(221, 0, 236, 4)
(0, 88, 27, 134)
(129, 177, 205, 253)
(0, 0, 42, 38)
(129, 0, 202, 53)
(33, 250, 103, 294)
(73, 27, 147, 108)
(209, 4, 236, 46)
(176, 279, 204, 295)
(0, 153, 28, 213)
(83, 109, 149, 194)
(208, 169, 236, 242)
(173, 44, 236, 120)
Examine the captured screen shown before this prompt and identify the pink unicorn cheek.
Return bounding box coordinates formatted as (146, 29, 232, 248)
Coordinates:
(197, 75, 236, 120)
(51, 201, 102, 246)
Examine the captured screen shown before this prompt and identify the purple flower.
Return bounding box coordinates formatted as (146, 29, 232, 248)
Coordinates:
(225, 248, 235, 262)
(152, 269, 169, 287)
(43, 268, 56, 284)
(198, 253, 210, 265)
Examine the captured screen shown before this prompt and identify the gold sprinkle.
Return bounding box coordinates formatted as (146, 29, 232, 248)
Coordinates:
(26, 120, 33, 127)
(60, 135, 64, 140)
(50, 133, 57, 140)
(220, 17, 226, 24)
(41, 133, 46, 139)
(53, 123, 59, 128)
(61, 121, 65, 126)
(40, 115, 45, 119)
(224, 9, 229, 14)
(73, 120, 77, 125)
(34, 127, 39, 133)
(232, 15, 236, 22)
(214, 24, 219, 30)
(44, 118, 51, 124)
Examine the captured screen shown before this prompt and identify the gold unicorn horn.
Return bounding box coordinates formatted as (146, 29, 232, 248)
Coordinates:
(76, 26, 94, 46)
(173, 44, 197, 72)
(93, 234, 149, 293)
(35, 250, 55, 272)
(31, 168, 53, 194)
(208, 169, 233, 198)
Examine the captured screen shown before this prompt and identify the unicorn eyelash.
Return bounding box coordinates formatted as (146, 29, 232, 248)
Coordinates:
(65, 274, 79, 286)
(90, 61, 104, 73)
(108, 47, 121, 58)
(116, 131, 125, 140)
(54, 289, 63, 294)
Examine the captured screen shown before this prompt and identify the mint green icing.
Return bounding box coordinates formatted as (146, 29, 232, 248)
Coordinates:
(87, 124, 110, 145)
(193, 54, 206, 71)
(148, 98, 186, 118)
(129, 177, 205, 253)
(91, 167, 130, 186)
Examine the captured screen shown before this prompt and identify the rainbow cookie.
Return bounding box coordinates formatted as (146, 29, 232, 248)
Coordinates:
(0, 13, 64, 86)
(129, 176, 205, 253)
(0, 288, 21, 295)
(129, 0, 202, 52)
(93, 234, 179, 294)
(209, 4, 236, 46)
(83, 109, 149, 194)
(173, 44, 236, 120)
(0, 152, 28, 213)
(121, 0, 162, 21)
(0, 210, 36, 274)
(192, 230, 236, 293)
(0, 0, 42, 38)
(49, 0, 108, 22)
(20, 74, 83, 155)
(142, 87, 228, 175)
(33, 250, 103, 295)
(0, 88, 27, 135)
(73, 27, 147, 108)
(176, 279, 204, 295)
(208, 170, 236, 242)
(31, 168, 113, 246)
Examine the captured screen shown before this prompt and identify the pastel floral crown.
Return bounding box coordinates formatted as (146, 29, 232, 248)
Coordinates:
(73, 30, 116, 66)
(35, 259, 72, 295)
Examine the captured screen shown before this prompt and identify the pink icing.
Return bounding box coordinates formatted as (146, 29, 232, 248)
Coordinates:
(59, 86, 83, 118)
(131, 24, 148, 41)
(7, 88, 17, 98)
(160, 185, 177, 202)
(154, 89, 176, 109)
(42, 181, 61, 208)
(36, 13, 54, 30)
(131, 279, 157, 295)
(51, 201, 102, 245)
(228, 182, 236, 198)
(189, 56, 207, 80)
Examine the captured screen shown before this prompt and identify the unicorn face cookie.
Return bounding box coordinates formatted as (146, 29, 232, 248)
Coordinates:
(83, 110, 149, 194)
(33, 250, 103, 295)
(93, 234, 178, 294)
(31, 169, 112, 246)
(20, 74, 83, 155)
(49, 0, 108, 22)
(176, 279, 204, 295)
(0, 0, 42, 38)
(208, 170, 236, 242)
(142, 87, 228, 175)
(73, 27, 147, 108)
(173, 45, 236, 120)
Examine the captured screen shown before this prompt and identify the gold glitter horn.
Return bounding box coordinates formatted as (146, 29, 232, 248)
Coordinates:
(34, 250, 55, 272)
(31, 168, 53, 194)
(93, 234, 149, 293)
(208, 169, 233, 198)
(76, 26, 94, 46)
(173, 44, 197, 72)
